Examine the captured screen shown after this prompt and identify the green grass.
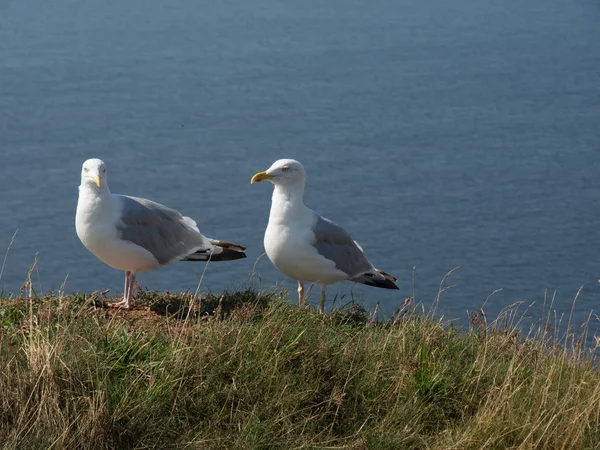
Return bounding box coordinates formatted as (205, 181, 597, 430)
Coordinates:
(0, 290, 599, 449)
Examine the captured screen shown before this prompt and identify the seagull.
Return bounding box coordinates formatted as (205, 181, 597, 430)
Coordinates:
(76, 158, 246, 310)
(251, 158, 398, 313)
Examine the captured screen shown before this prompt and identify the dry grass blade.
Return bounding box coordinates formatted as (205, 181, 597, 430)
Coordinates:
(0, 229, 19, 284)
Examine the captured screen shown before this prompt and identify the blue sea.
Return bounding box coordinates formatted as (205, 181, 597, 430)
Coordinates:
(1, 0, 599, 333)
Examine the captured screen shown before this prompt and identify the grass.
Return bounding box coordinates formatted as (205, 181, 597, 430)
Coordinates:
(0, 289, 599, 449)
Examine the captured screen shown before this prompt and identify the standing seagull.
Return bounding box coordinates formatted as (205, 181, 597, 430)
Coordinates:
(251, 159, 398, 313)
(76, 158, 246, 310)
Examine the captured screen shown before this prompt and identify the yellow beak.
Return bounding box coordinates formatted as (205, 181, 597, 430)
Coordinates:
(250, 171, 273, 184)
(93, 175, 101, 187)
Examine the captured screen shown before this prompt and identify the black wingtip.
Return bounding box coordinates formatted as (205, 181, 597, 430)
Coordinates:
(209, 249, 247, 261)
(183, 247, 247, 262)
(185, 250, 247, 262)
(211, 241, 247, 261)
(353, 271, 400, 290)
(364, 278, 400, 290)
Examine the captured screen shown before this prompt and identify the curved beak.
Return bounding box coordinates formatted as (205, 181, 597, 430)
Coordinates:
(251, 171, 273, 184)
(93, 175, 102, 187)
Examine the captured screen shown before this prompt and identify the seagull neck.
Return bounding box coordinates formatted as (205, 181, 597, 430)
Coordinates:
(79, 183, 111, 200)
(76, 183, 114, 228)
(270, 183, 306, 219)
(272, 182, 305, 204)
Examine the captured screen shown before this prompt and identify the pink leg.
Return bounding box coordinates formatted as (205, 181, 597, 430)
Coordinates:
(298, 281, 305, 306)
(123, 271, 131, 302)
(319, 285, 326, 314)
(110, 271, 133, 310)
(124, 273, 136, 309)
(130, 276, 138, 298)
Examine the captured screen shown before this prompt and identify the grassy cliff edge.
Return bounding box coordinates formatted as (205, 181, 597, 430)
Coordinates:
(0, 290, 599, 449)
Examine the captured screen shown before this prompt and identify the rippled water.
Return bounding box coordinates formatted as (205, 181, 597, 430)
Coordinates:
(1, 0, 600, 330)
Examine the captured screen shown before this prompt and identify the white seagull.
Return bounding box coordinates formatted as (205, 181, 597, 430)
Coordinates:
(251, 158, 398, 313)
(76, 158, 246, 310)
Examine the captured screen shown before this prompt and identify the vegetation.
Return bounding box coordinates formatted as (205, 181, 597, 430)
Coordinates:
(0, 288, 599, 449)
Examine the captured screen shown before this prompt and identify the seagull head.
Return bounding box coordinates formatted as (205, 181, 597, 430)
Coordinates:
(251, 159, 305, 186)
(81, 158, 108, 189)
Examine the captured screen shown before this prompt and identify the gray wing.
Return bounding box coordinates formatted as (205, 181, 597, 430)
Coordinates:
(114, 195, 211, 265)
(311, 214, 374, 278)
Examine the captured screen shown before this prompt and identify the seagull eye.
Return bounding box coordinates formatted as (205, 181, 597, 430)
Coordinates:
(281, 167, 289, 172)
(102, 168, 106, 173)
(83, 168, 88, 172)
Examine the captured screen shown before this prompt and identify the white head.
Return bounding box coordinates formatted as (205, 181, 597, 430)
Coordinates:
(80, 158, 108, 189)
(250, 159, 306, 187)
